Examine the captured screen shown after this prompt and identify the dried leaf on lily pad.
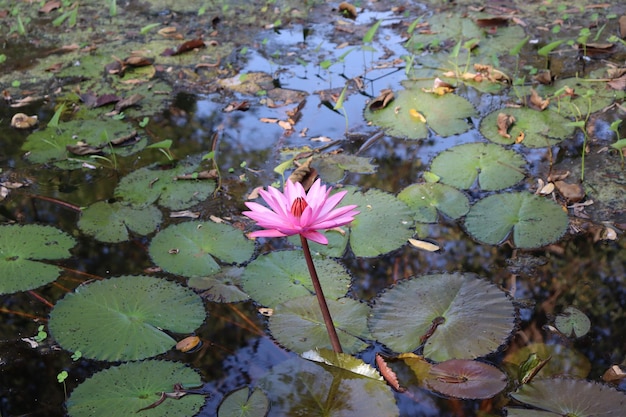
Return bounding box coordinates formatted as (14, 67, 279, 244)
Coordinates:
(303, 348, 382, 380)
(149, 221, 254, 278)
(481, 107, 574, 148)
(368, 88, 394, 111)
(425, 359, 507, 399)
(270, 295, 370, 354)
(78, 201, 162, 243)
(464, 192, 568, 249)
(398, 182, 470, 223)
(430, 143, 526, 191)
(506, 378, 626, 417)
(496, 112, 515, 138)
(49, 276, 206, 361)
(369, 273, 516, 361)
(364, 81, 476, 140)
(0, 225, 76, 295)
(217, 387, 269, 417)
(528, 88, 550, 111)
(66, 360, 204, 417)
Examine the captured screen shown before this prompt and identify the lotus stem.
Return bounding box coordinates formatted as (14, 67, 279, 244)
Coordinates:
(300, 234, 343, 353)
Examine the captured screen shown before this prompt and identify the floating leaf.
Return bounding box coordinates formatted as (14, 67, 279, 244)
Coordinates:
(150, 221, 254, 278)
(398, 182, 470, 223)
(218, 387, 269, 417)
(49, 275, 206, 361)
(369, 273, 515, 361)
(313, 153, 377, 183)
(240, 251, 351, 307)
(302, 348, 382, 380)
(188, 267, 250, 303)
(0, 225, 76, 295)
(464, 192, 569, 248)
(507, 378, 626, 417)
(270, 296, 370, 354)
(503, 343, 591, 380)
(481, 107, 575, 148)
(66, 360, 204, 417)
(430, 143, 526, 191)
(554, 306, 591, 338)
(425, 359, 507, 399)
(77, 201, 162, 243)
(115, 158, 215, 210)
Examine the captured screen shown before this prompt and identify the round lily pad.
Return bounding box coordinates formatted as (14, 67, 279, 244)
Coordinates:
(188, 267, 250, 303)
(66, 360, 204, 417)
(369, 273, 516, 361)
(78, 201, 162, 243)
(49, 275, 206, 361)
(425, 359, 507, 399)
(398, 182, 470, 223)
(507, 378, 626, 417)
(480, 107, 575, 148)
(430, 142, 527, 191)
(149, 221, 254, 278)
(464, 192, 569, 248)
(554, 306, 591, 338)
(364, 82, 476, 140)
(218, 387, 269, 417)
(240, 251, 351, 307)
(269, 295, 370, 354)
(0, 225, 76, 295)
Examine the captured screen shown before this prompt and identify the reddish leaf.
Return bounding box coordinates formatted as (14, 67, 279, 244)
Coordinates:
(161, 39, 206, 56)
(376, 354, 406, 392)
(39, 1, 61, 13)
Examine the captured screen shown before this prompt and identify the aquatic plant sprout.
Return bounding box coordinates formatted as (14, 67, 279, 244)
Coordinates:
(243, 179, 359, 353)
(243, 179, 359, 245)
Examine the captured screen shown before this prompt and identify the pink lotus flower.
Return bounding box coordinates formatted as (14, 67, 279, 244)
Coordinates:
(243, 179, 359, 245)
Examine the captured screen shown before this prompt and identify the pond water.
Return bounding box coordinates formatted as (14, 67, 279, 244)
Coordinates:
(1, 1, 626, 416)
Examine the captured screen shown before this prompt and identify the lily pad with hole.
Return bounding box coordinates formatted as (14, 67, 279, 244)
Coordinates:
(398, 182, 470, 223)
(240, 251, 351, 307)
(66, 360, 204, 417)
(464, 192, 569, 248)
(364, 82, 476, 140)
(77, 201, 162, 243)
(430, 143, 527, 191)
(218, 387, 269, 417)
(188, 267, 250, 303)
(269, 295, 370, 354)
(259, 355, 398, 417)
(48, 275, 206, 361)
(506, 378, 626, 417)
(149, 221, 254, 278)
(0, 225, 76, 295)
(480, 107, 576, 148)
(554, 306, 591, 338)
(425, 359, 507, 399)
(369, 273, 516, 361)
(115, 158, 215, 210)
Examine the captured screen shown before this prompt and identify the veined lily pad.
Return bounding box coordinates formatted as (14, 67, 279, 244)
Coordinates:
(480, 107, 575, 148)
(150, 221, 254, 278)
(218, 387, 269, 417)
(369, 273, 515, 361)
(240, 251, 351, 307)
(188, 267, 250, 303)
(464, 192, 569, 248)
(0, 225, 76, 295)
(364, 82, 476, 140)
(269, 295, 370, 354)
(398, 182, 470, 223)
(49, 275, 206, 361)
(430, 143, 527, 191)
(66, 360, 204, 417)
(425, 359, 507, 400)
(506, 378, 626, 417)
(115, 158, 215, 210)
(259, 355, 398, 417)
(77, 201, 162, 243)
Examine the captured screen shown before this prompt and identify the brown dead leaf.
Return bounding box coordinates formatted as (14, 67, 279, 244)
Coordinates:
(529, 88, 550, 111)
(124, 56, 154, 67)
(533, 70, 553, 85)
(277, 120, 293, 131)
(475, 17, 509, 28)
(114, 93, 144, 111)
(223, 101, 250, 112)
(161, 38, 206, 57)
(174, 170, 218, 180)
(11, 113, 38, 129)
(66, 142, 103, 156)
(338, 2, 357, 19)
(109, 131, 138, 146)
(288, 157, 317, 190)
(368, 89, 394, 111)
(578, 42, 616, 58)
(39, 1, 61, 13)
(555, 180, 585, 203)
(158, 26, 183, 39)
(619, 15, 626, 38)
(45, 62, 64, 72)
(607, 74, 626, 91)
(603, 365, 626, 383)
(259, 117, 278, 124)
(474, 64, 510, 83)
(496, 113, 515, 138)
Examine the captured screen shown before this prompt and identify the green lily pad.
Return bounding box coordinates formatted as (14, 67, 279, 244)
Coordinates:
(364, 82, 476, 140)
(480, 107, 576, 148)
(269, 295, 370, 354)
(464, 192, 569, 248)
(49, 275, 206, 361)
(507, 378, 626, 417)
(369, 273, 516, 361)
(240, 251, 351, 307)
(259, 355, 399, 417)
(313, 153, 378, 183)
(405, 13, 483, 53)
(150, 221, 254, 278)
(188, 267, 250, 303)
(554, 306, 591, 338)
(66, 360, 204, 417)
(115, 158, 215, 210)
(430, 143, 527, 191)
(302, 348, 382, 381)
(77, 201, 162, 243)
(218, 387, 269, 417)
(398, 182, 470, 223)
(0, 225, 76, 295)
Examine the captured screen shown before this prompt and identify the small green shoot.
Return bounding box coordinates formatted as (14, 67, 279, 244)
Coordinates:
(71, 350, 82, 361)
(538, 40, 564, 57)
(34, 325, 47, 342)
(140, 23, 160, 34)
(17, 15, 26, 35)
(57, 370, 68, 399)
(0, 54, 6, 64)
(334, 83, 349, 132)
(112, 112, 126, 120)
(609, 120, 625, 167)
(363, 20, 382, 44)
(11, 80, 20, 88)
(109, 0, 117, 17)
(139, 117, 149, 128)
(49, 104, 65, 128)
(146, 139, 174, 161)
